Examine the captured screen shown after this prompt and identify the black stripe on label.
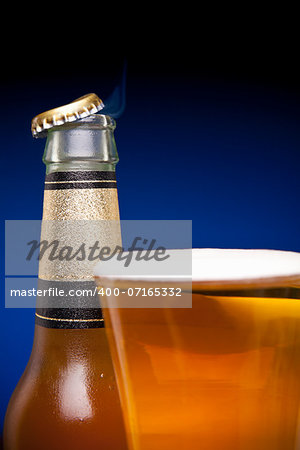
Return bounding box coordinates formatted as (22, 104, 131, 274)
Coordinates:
(45, 171, 116, 182)
(44, 181, 117, 190)
(35, 308, 105, 329)
(35, 280, 104, 329)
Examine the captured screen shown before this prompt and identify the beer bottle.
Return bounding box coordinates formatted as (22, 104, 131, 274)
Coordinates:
(3, 94, 128, 450)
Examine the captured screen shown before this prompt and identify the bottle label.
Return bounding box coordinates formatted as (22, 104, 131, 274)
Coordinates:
(35, 286, 106, 327)
(42, 171, 120, 222)
(36, 170, 120, 329)
(35, 278, 105, 329)
(44, 170, 117, 190)
(35, 308, 105, 329)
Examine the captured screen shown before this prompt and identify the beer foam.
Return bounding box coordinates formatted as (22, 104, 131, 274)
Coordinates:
(94, 248, 300, 282)
(191, 248, 300, 281)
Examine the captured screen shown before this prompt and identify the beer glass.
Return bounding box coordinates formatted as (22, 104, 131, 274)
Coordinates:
(95, 249, 300, 450)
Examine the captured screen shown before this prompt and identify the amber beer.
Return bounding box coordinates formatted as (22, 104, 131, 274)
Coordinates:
(4, 95, 127, 449)
(95, 248, 300, 450)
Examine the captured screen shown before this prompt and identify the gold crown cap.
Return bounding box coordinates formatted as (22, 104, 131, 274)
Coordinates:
(31, 93, 104, 138)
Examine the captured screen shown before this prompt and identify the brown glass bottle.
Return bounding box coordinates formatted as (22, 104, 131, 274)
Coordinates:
(3, 111, 128, 450)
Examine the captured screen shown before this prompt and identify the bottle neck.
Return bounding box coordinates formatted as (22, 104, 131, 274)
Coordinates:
(36, 115, 121, 329)
(43, 115, 118, 174)
(41, 115, 120, 222)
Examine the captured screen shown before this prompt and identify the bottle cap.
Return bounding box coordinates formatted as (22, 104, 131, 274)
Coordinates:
(31, 93, 104, 138)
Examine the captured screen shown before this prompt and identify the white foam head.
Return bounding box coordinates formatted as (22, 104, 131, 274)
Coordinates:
(191, 248, 300, 281)
(94, 248, 300, 283)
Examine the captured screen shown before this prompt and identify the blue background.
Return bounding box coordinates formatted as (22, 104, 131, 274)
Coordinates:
(1, 40, 300, 437)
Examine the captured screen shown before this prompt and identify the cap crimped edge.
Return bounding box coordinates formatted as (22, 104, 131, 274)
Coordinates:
(31, 93, 104, 138)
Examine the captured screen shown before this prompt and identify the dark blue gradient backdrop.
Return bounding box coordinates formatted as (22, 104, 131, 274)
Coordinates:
(1, 53, 300, 433)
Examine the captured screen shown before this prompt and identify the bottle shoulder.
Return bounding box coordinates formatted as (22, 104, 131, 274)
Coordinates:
(4, 326, 127, 450)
